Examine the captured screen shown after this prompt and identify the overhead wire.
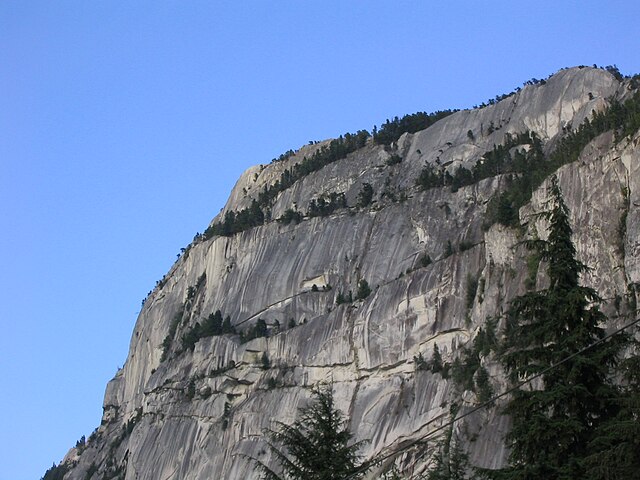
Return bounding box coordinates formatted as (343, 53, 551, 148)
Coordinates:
(345, 314, 640, 479)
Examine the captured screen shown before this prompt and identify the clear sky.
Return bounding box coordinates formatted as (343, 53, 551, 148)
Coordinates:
(1, 1, 638, 479)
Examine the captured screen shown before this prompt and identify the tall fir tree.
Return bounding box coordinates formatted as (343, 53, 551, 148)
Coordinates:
(495, 175, 626, 480)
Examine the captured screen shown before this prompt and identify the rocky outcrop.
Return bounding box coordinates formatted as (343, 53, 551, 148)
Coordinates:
(57, 67, 639, 479)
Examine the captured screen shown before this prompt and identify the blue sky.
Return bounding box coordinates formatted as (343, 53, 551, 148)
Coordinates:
(1, 2, 639, 479)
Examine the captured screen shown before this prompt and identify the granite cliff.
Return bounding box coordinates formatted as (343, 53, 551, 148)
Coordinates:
(50, 66, 640, 479)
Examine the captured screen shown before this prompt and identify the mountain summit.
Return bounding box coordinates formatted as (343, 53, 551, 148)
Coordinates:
(47, 66, 640, 479)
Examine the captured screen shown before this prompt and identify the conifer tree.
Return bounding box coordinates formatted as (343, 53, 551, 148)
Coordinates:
(496, 175, 626, 479)
(257, 384, 369, 480)
(582, 352, 640, 479)
(427, 434, 477, 480)
(426, 406, 478, 480)
(356, 183, 374, 208)
(431, 344, 443, 373)
(356, 279, 372, 300)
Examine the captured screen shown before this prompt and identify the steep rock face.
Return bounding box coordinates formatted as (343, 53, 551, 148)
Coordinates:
(59, 67, 639, 479)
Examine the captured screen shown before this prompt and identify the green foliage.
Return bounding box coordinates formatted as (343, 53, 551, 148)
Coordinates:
(414, 352, 428, 371)
(451, 319, 497, 394)
(380, 465, 404, 480)
(386, 154, 403, 166)
(466, 275, 479, 310)
(605, 64, 624, 82)
(279, 208, 304, 225)
(467, 129, 475, 141)
(484, 190, 519, 229)
(271, 149, 296, 164)
(42, 462, 69, 480)
(415, 91, 640, 230)
(444, 240, 454, 258)
(451, 351, 480, 392)
(416, 163, 445, 190)
(617, 186, 630, 256)
(476, 132, 542, 179)
(204, 199, 266, 238)
(307, 192, 347, 217)
(257, 384, 370, 480)
(459, 240, 474, 252)
(472, 83, 522, 110)
(473, 318, 498, 357)
(356, 279, 372, 300)
(336, 290, 354, 305)
(374, 110, 458, 145)
(425, 416, 478, 480)
(524, 250, 541, 290)
(261, 352, 271, 370)
(419, 346, 452, 379)
(201, 309, 224, 336)
(477, 278, 486, 304)
(420, 253, 432, 268)
(169, 309, 237, 359)
(258, 131, 370, 208)
(186, 285, 197, 301)
(416, 132, 542, 197)
(241, 318, 269, 343)
(124, 407, 143, 436)
(185, 379, 196, 400)
(155, 275, 167, 290)
(75, 434, 86, 451)
(356, 183, 374, 208)
(101, 451, 127, 479)
(431, 344, 444, 374)
(222, 315, 234, 334)
(181, 321, 201, 351)
(184, 275, 206, 304)
(494, 177, 630, 479)
(255, 318, 269, 337)
(194, 83, 640, 245)
(87, 428, 99, 445)
(483, 91, 640, 229)
(160, 306, 185, 362)
(84, 463, 98, 480)
(426, 437, 475, 480)
(449, 166, 474, 192)
(582, 352, 640, 479)
(474, 366, 493, 404)
(222, 401, 231, 430)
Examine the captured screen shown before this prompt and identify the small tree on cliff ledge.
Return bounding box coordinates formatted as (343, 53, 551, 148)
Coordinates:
(256, 384, 370, 480)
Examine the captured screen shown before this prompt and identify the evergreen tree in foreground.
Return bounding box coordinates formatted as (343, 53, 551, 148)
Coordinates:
(257, 384, 369, 480)
(426, 434, 475, 480)
(582, 351, 640, 479)
(494, 175, 628, 480)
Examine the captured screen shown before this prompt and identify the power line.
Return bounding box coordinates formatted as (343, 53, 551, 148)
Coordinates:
(346, 314, 640, 479)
